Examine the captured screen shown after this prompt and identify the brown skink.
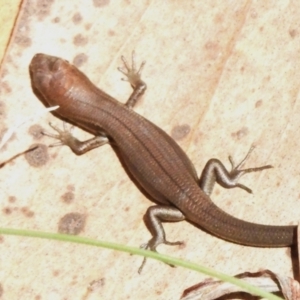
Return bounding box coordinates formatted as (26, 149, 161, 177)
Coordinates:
(29, 53, 297, 256)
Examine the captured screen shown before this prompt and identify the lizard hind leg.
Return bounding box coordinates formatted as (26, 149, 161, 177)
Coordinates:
(199, 146, 273, 196)
(138, 205, 185, 273)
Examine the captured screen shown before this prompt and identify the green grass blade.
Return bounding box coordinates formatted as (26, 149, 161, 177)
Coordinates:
(0, 227, 283, 300)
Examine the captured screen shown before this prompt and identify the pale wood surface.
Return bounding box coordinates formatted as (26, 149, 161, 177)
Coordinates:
(1, 1, 300, 299)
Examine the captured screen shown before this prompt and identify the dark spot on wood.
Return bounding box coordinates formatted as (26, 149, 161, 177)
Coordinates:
(52, 17, 60, 23)
(70, 280, 77, 286)
(51, 152, 58, 159)
(0, 101, 6, 118)
(73, 34, 88, 46)
(28, 124, 44, 140)
(61, 192, 75, 204)
(203, 41, 220, 60)
(231, 127, 249, 140)
(0, 283, 3, 297)
(73, 53, 88, 68)
(53, 270, 60, 277)
(3, 207, 12, 215)
(0, 236, 4, 243)
(25, 144, 49, 167)
(88, 278, 105, 291)
(226, 200, 232, 206)
(255, 99, 262, 108)
(73, 13, 82, 24)
(93, 0, 110, 7)
(58, 213, 86, 235)
(14, 35, 32, 48)
(36, 0, 55, 19)
(15, 10, 30, 37)
(108, 29, 115, 36)
(34, 295, 41, 300)
(0, 81, 11, 94)
(1, 68, 8, 79)
(204, 41, 217, 50)
(171, 124, 191, 141)
(67, 184, 75, 191)
(8, 196, 16, 203)
(289, 29, 297, 38)
(213, 13, 223, 24)
(21, 207, 35, 218)
(124, 206, 129, 212)
(85, 23, 92, 30)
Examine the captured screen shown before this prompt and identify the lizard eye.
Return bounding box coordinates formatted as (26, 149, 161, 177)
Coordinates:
(51, 58, 64, 72)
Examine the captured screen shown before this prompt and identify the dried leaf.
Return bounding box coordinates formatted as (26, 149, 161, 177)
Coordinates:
(181, 270, 300, 300)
